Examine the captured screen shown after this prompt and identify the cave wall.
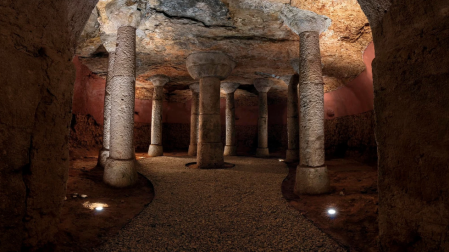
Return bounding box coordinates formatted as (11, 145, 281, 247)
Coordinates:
(325, 42, 375, 119)
(359, 0, 449, 250)
(0, 1, 97, 251)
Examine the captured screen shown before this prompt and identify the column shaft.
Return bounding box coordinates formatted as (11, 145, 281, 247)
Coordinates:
(198, 77, 223, 168)
(299, 32, 324, 167)
(286, 75, 299, 162)
(224, 92, 237, 156)
(188, 91, 199, 156)
(98, 52, 115, 167)
(296, 31, 329, 194)
(104, 26, 137, 187)
(148, 86, 164, 156)
(256, 92, 269, 157)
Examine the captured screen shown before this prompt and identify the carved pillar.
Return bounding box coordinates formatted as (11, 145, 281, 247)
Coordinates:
(280, 6, 331, 194)
(221, 82, 240, 156)
(254, 79, 274, 158)
(188, 83, 200, 156)
(296, 31, 330, 194)
(284, 74, 300, 162)
(103, 26, 138, 187)
(98, 52, 115, 167)
(148, 75, 169, 157)
(186, 52, 235, 168)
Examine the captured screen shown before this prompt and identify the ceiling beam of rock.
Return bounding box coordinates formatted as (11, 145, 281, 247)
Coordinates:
(76, 0, 372, 103)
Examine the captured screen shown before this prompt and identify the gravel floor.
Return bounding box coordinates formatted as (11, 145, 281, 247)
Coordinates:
(96, 156, 346, 252)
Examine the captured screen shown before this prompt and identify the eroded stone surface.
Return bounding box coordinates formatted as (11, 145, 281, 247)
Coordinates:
(148, 75, 168, 157)
(279, 5, 331, 35)
(149, 0, 233, 27)
(220, 82, 240, 94)
(105, 26, 138, 187)
(253, 78, 275, 93)
(188, 84, 200, 156)
(284, 74, 299, 162)
(186, 51, 236, 80)
(98, 52, 116, 167)
(77, 0, 372, 103)
(222, 83, 239, 156)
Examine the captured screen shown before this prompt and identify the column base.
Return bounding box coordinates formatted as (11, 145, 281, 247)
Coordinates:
(294, 165, 330, 195)
(197, 142, 224, 169)
(97, 148, 109, 168)
(104, 158, 138, 188)
(255, 148, 270, 158)
(224, 145, 237, 156)
(188, 144, 197, 156)
(285, 149, 299, 162)
(148, 144, 163, 157)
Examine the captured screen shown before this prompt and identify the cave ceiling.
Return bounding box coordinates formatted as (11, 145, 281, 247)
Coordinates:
(77, 0, 372, 104)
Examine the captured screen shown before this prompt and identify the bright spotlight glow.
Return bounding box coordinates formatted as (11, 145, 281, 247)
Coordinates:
(278, 159, 284, 162)
(83, 201, 109, 210)
(327, 208, 337, 215)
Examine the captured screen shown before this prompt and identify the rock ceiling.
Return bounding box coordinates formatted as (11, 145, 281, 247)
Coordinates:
(76, 0, 372, 104)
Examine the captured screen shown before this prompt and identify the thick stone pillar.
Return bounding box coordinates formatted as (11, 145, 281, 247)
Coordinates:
(221, 82, 240, 156)
(284, 74, 300, 162)
(98, 52, 115, 167)
(148, 75, 169, 157)
(103, 25, 138, 187)
(188, 83, 200, 156)
(296, 31, 330, 194)
(280, 6, 331, 195)
(254, 79, 274, 158)
(186, 52, 235, 168)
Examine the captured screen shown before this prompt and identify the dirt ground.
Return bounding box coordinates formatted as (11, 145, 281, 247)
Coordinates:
(57, 151, 376, 251)
(54, 154, 154, 252)
(282, 158, 379, 252)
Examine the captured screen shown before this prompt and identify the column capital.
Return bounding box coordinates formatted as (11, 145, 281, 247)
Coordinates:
(106, 0, 142, 29)
(279, 5, 331, 35)
(291, 58, 299, 74)
(104, 42, 116, 55)
(189, 83, 200, 93)
(221, 82, 240, 94)
(280, 74, 299, 86)
(148, 75, 169, 87)
(253, 78, 274, 93)
(186, 51, 236, 80)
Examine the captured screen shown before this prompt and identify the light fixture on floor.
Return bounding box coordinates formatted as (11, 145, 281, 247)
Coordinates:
(83, 201, 109, 211)
(327, 208, 337, 216)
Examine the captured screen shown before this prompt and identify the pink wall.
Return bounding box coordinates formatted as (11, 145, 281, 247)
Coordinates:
(73, 57, 105, 124)
(73, 42, 375, 126)
(324, 42, 375, 119)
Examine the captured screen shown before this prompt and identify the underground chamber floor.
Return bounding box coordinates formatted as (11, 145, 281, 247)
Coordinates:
(95, 155, 345, 251)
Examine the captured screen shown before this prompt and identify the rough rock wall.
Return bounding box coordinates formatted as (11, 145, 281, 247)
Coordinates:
(359, 0, 449, 250)
(325, 111, 377, 163)
(0, 0, 97, 251)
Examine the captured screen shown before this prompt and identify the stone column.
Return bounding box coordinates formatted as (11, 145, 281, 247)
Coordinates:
(284, 74, 300, 162)
(103, 25, 138, 187)
(98, 52, 115, 168)
(186, 52, 235, 168)
(221, 82, 240, 156)
(280, 6, 331, 194)
(254, 79, 274, 158)
(147, 75, 169, 157)
(188, 83, 200, 156)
